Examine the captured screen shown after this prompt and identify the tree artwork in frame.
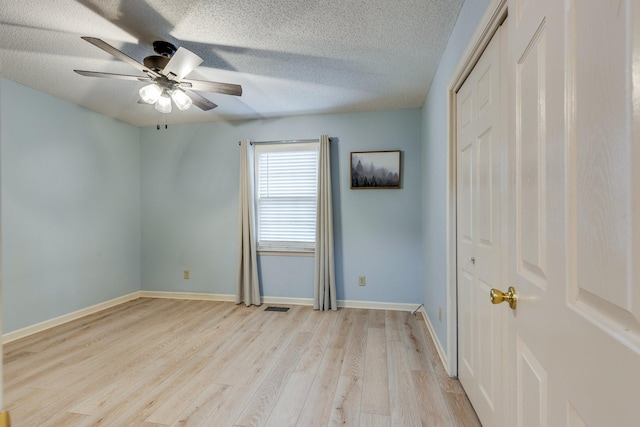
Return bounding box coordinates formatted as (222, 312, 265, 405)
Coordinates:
(350, 150, 401, 189)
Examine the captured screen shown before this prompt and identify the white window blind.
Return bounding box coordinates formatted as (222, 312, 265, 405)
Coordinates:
(255, 142, 319, 251)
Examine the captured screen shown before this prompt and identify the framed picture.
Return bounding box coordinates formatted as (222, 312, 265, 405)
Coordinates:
(350, 150, 401, 189)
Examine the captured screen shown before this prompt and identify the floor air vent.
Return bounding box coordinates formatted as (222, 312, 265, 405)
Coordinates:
(265, 306, 290, 312)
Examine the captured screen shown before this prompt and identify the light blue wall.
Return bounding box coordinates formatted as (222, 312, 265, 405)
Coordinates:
(0, 2, 495, 337)
(141, 110, 423, 304)
(421, 0, 492, 346)
(0, 79, 422, 334)
(0, 0, 492, 336)
(0, 78, 141, 333)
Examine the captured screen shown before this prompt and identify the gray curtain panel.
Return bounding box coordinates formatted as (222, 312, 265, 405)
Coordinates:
(236, 139, 261, 306)
(313, 135, 337, 310)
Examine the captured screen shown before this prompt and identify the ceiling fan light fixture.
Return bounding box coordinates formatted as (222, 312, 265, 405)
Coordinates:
(139, 83, 163, 104)
(171, 89, 193, 110)
(155, 93, 172, 113)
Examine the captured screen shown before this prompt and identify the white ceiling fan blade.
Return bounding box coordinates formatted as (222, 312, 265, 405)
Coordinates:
(162, 47, 203, 80)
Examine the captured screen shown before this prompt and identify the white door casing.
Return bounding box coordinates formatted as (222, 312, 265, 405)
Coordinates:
(456, 23, 508, 427)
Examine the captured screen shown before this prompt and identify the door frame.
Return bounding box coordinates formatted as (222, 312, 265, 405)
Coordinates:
(445, 0, 508, 376)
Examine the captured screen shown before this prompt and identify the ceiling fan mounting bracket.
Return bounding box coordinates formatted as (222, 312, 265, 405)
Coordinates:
(153, 40, 177, 58)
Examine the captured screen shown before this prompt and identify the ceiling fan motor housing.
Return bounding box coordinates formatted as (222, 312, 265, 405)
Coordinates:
(153, 40, 177, 58)
(144, 41, 178, 72)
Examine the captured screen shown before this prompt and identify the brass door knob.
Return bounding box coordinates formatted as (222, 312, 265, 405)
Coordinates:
(490, 286, 517, 310)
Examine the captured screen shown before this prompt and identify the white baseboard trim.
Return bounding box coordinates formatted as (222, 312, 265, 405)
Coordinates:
(2, 291, 424, 343)
(138, 291, 235, 302)
(3, 292, 142, 344)
(338, 299, 418, 311)
(262, 296, 314, 306)
(418, 306, 452, 376)
(140, 292, 418, 312)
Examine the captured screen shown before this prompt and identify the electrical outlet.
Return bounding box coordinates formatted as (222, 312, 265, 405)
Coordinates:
(358, 275, 366, 286)
(184, 270, 190, 280)
(438, 307, 442, 322)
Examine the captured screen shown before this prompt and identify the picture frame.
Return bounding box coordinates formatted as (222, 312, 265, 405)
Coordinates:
(350, 150, 401, 189)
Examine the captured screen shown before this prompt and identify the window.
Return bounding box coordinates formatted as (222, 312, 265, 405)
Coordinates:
(254, 142, 319, 252)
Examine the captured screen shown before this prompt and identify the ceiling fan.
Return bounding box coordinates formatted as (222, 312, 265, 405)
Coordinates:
(74, 37, 242, 113)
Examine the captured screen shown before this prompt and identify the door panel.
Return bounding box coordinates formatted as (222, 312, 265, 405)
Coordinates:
(515, 21, 548, 287)
(456, 24, 505, 427)
(459, 141, 474, 243)
(459, 1, 640, 426)
(507, 0, 563, 424)
(507, 0, 568, 425)
(477, 278, 497, 409)
(516, 336, 548, 427)
(567, 0, 640, 342)
(476, 130, 494, 246)
(566, 403, 588, 427)
(506, 0, 640, 426)
(459, 270, 475, 376)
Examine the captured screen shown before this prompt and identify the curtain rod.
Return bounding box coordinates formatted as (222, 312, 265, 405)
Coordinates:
(238, 138, 331, 146)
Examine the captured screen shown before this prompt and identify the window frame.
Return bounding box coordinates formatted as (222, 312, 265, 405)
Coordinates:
(253, 142, 319, 254)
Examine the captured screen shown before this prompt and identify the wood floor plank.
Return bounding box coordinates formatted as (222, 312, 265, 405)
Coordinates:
(292, 310, 341, 375)
(416, 312, 449, 373)
(340, 308, 369, 378)
(206, 307, 314, 426)
(296, 346, 345, 427)
(233, 331, 313, 427)
(169, 382, 233, 427)
(442, 390, 482, 427)
(214, 307, 309, 387)
(411, 369, 456, 427)
(4, 387, 58, 422)
(437, 370, 468, 394)
(5, 297, 154, 355)
(43, 411, 92, 425)
(4, 299, 175, 390)
(73, 311, 248, 425)
(368, 309, 386, 329)
(327, 374, 362, 426)
(4, 299, 481, 427)
(327, 309, 368, 426)
(19, 301, 224, 426)
(327, 308, 351, 349)
(402, 312, 435, 372)
(384, 310, 403, 342)
(360, 413, 391, 427)
(145, 357, 230, 424)
(360, 327, 390, 416)
(387, 339, 422, 427)
(263, 372, 315, 427)
(26, 299, 211, 393)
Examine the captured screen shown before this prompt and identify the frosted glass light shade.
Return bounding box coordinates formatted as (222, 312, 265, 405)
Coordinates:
(139, 84, 162, 104)
(170, 89, 193, 110)
(155, 93, 172, 113)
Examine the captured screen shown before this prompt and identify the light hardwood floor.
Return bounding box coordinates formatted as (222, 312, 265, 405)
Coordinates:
(4, 298, 481, 426)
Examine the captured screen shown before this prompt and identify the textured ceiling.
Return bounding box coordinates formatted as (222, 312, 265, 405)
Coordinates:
(0, 0, 464, 127)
